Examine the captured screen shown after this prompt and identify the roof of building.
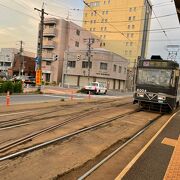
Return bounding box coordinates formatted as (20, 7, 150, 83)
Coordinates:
(174, 0, 180, 22)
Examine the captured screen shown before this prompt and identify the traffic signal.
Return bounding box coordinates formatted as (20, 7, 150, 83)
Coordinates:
(77, 55, 81, 61)
(54, 55, 59, 61)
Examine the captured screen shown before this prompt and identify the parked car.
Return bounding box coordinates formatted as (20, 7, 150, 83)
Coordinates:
(24, 76, 36, 87)
(84, 82, 107, 94)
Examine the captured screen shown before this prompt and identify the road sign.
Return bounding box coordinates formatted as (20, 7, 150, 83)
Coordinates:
(35, 57, 40, 63)
(36, 70, 42, 85)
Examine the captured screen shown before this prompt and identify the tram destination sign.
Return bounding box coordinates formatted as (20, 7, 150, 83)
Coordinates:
(139, 60, 179, 69)
(142, 61, 168, 68)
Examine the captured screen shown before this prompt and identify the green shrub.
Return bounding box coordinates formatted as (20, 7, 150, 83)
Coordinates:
(2, 81, 14, 94)
(14, 82, 23, 93)
(45, 82, 50, 85)
(0, 83, 3, 93)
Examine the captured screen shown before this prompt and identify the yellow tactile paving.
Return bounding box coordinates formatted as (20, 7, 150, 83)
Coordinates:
(164, 135, 180, 180)
(162, 138, 178, 147)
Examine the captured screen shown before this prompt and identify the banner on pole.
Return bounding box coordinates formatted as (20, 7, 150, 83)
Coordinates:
(36, 70, 42, 85)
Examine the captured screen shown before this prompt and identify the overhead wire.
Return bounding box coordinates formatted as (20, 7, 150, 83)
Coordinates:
(0, 2, 40, 21)
(83, 0, 132, 42)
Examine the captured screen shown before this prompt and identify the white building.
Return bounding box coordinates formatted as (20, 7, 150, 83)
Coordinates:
(63, 48, 129, 90)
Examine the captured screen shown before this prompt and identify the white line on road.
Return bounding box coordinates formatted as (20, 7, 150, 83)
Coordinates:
(0, 111, 34, 117)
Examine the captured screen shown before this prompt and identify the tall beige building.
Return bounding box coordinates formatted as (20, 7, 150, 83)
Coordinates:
(83, 0, 152, 67)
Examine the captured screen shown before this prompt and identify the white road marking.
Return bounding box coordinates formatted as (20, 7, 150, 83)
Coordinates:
(0, 111, 33, 117)
(115, 110, 180, 180)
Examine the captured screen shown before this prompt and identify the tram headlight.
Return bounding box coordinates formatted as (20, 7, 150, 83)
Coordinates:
(158, 96, 166, 100)
(137, 93, 144, 97)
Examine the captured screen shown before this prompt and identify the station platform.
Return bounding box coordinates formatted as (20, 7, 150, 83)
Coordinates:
(116, 110, 180, 180)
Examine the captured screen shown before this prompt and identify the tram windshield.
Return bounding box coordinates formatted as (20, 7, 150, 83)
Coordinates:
(137, 69, 173, 87)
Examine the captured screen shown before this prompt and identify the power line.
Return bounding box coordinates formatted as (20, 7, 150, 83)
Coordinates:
(83, 1, 133, 42)
(0, 2, 40, 21)
(152, 8, 169, 39)
(66, 13, 176, 24)
(76, 1, 173, 12)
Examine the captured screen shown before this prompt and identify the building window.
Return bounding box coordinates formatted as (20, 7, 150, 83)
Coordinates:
(129, 50, 132, 55)
(104, 27, 107, 31)
(128, 17, 131, 21)
(76, 29, 80, 36)
(119, 66, 122, 73)
(104, 1, 106, 5)
(129, 8, 132, 12)
(101, 27, 103, 31)
(127, 33, 130, 38)
(132, 25, 135, 29)
(46, 61, 51, 65)
(105, 19, 108, 23)
(124, 68, 127, 74)
(125, 50, 128, 55)
(100, 62, 108, 70)
(134, 7, 136, 11)
(133, 16, 136, 20)
(94, 20, 96, 23)
(113, 65, 117, 72)
(75, 41, 79, 47)
(90, 28, 92, 31)
(101, 19, 104, 23)
(131, 33, 134, 38)
(130, 42, 133, 46)
(90, 1, 100, 7)
(93, 28, 96, 31)
(128, 25, 130, 29)
(108, 0, 110, 4)
(68, 61, 76, 68)
(106, 10, 108, 14)
(104, 35, 106, 39)
(82, 61, 92, 68)
(126, 42, 129, 46)
(103, 42, 106, 46)
(102, 11, 105, 15)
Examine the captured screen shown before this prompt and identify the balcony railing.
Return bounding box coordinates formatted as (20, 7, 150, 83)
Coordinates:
(43, 41, 55, 49)
(42, 52, 54, 61)
(44, 18, 57, 25)
(43, 28, 56, 37)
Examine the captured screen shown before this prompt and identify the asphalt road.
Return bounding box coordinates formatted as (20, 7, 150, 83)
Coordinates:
(0, 93, 132, 105)
(0, 94, 81, 105)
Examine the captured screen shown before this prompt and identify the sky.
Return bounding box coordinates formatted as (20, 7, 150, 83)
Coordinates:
(0, 0, 180, 63)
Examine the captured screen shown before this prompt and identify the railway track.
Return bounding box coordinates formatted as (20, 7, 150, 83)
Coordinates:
(0, 100, 131, 130)
(0, 108, 140, 161)
(0, 98, 123, 116)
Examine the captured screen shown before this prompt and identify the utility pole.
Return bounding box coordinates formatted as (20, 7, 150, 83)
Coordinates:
(87, 38, 91, 83)
(84, 38, 95, 83)
(18, 40, 24, 76)
(34, 3, 48, 91)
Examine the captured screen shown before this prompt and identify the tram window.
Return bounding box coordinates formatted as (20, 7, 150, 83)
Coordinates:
(170, 70, 175, 87)
(137, 69, 172, 87)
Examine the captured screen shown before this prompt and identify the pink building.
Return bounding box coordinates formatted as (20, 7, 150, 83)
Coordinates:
(41, 18, 100, 83)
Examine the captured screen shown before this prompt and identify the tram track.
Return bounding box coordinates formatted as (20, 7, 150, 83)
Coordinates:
(0, 98, 122, 117)
(77, 113, 164, 180)
(0, 100, 131, 130)
(0, 108, 139, 161)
